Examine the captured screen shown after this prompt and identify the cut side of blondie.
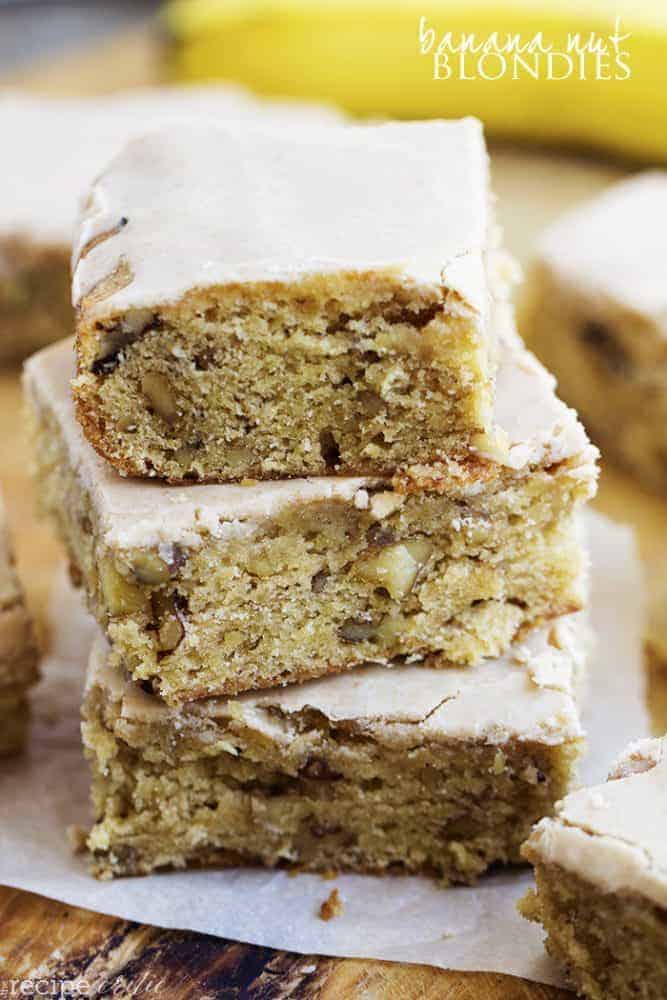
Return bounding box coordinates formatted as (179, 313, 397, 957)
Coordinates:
(522, 171, 667, 495)
(84, 614, 586, 880)
(0, 492, 39, 755)
(72, 120, 505, 481)
(521, 737, 667, 1000)
(25, 336, 596, 704)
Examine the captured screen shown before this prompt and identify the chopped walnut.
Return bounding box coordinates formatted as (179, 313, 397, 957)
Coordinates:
(355, 539, 432, 600)
(141, 372, 179, 424)
(131, 551, 170, 585)
(100, 562, 148, 616)
(369, 491, 405, 520)
(338, 617, 377, 643)
(151, 590, 186, 653)
(311, 569, 330, 593)
(318, 888, 343, 921)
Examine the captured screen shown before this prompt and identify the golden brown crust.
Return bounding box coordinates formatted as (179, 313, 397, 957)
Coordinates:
(74, 384, 488, 486)
(90, 845, 467, 882)
(137, 654, 369, 703)
(116, 599, 582, 704)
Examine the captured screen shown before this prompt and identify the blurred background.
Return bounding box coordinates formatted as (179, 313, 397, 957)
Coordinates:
(1, 0, 160, 72)
(2, 0, 656, 262)
(2, 0, 663, 163)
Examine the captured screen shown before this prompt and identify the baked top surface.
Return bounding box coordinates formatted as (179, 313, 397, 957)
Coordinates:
(526, 735, 667, 908)
(536, 171, 667, 327)
(71, 119, 491, 317)
(88, 613, 585, 746)
(23, 334, 595, 549)
(0, 86, 341, 245)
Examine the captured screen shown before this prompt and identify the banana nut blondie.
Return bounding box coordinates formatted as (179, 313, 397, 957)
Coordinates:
(521, 736, 667, 1000)
(0, 87, 341, 365)
(25, 330, 596, 705)
(71, 119, 511, 482)
(522, 172, 667, 495)
(84, 614, 587, 880)
(0, 491, 39, 755)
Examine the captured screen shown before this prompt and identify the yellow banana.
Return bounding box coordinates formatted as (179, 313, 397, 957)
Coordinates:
(162, 0, 667, 162)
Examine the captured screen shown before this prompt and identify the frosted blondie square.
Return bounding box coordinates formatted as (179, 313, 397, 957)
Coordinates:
(72, 119, 507, 482)
(521, 736, 667, 1000)
(84, 614, 586, 880)
(26, 333, 596, 704)
(0, 492, 39, 755)
(523, 172, 667, 494)
(0, 87, 340, 364)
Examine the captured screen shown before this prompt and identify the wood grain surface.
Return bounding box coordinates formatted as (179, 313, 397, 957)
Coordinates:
(1, 23, 666, 999)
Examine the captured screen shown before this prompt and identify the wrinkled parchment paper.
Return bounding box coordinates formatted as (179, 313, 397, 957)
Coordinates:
(0, 512, 648, 987)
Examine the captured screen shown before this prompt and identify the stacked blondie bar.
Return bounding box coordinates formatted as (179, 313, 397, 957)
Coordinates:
(25, 119, 598, 880)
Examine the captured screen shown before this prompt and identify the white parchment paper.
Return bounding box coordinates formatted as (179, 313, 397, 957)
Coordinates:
(0, 512, 649, 987)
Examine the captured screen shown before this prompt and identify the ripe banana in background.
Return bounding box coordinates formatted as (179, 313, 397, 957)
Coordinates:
(163, 0, 667, 162)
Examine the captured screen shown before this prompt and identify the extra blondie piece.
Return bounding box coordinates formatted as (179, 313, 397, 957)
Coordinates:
(0, 492, 39, 755)
(521, 737, 667, 1000)
(523, 172, 667, 495)
(0, 87, 340, 364)
(84, 614, 586, 879)
(26, 333, 596, 704)
(72, 119, 506, 482)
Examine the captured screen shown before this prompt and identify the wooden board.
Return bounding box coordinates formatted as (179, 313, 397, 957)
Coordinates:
(1, 24, 666, 998)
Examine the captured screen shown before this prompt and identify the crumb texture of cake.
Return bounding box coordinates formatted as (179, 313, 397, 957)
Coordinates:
(0, 492, 39, 755)
(26, 337, 596, 704)
(0, 87, 342, 363)
(522, 171, 667, 495)
(83, 615, 585, 880)
(71, 119, 507, 481)
(521, 736, 667, 1000)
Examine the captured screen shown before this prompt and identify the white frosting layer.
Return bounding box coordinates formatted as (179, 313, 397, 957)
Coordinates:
(71, 119, 491, 319)
(537, 171, 667, 332)
(526, 736, 667, 909)
(608, 736, 665, 779)
(88, 613, 586, 745)
(23, 334, 595, 551)
(476, 306, 594, 471)
(0, 86, 341, 246)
